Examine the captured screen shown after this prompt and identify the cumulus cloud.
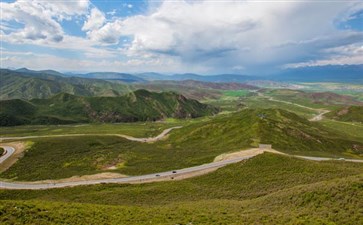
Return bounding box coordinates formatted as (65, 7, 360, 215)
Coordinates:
(82, 7, 106, 31)
(0, 0, 90, 43)
(1, 0, 363, 73)
(86, 0, 363, 73)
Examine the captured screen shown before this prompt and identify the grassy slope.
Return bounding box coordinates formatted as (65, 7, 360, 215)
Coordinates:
(326, 106, 363, 122)
(0, 121, 193, 138)
(263, 89, 363, 108)
(0, 90, 218, 126)
(1, 108, 362, 181)
(1, 154, 362, 224)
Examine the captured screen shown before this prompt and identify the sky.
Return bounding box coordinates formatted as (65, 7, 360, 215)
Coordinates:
(0, 0, 362, 74)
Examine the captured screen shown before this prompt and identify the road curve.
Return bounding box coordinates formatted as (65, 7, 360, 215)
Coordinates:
(0, 156, 252, 190)
(1, 145, 362, 189)
(0, 146, 15, 164)
(0, 126, 182, 143)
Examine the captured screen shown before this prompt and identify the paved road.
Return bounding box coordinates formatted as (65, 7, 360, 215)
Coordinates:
(0, 155, 253, 190)
(1, 143, 362, 190)
(0, 126, 182, 143)
(0, 146, 15, 164)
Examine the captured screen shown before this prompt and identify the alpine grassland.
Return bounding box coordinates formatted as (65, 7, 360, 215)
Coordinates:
(326, 106, 363, 122)
(1, 108, 362, 181)
(1, 154, 362, 224)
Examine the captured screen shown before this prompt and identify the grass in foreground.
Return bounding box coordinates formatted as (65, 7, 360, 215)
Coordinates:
(0, 154, 362, 224)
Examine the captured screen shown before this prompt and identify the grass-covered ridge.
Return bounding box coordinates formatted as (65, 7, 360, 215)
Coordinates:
(1, 108, 362, 181)
(0, 154, 362, 224)
(326, 106, 363, 122)
(0, 90, 219, 126)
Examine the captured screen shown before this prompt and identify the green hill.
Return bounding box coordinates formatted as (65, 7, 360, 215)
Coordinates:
(166, 108, 363, 158)
(0, 90, 219, 126)
(326, 106, 363, 122)
(0, 69, 130, 100)
(2, 108, 361, 182)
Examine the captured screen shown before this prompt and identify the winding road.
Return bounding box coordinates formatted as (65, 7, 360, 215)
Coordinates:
(1, 127, 362, 190)
(0, 126, 182, 143)
(0, 146, 15, 165)
(259, 93, 330, 121)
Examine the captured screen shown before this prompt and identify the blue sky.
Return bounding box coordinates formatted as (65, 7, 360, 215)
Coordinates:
(1, 0, 362, 74)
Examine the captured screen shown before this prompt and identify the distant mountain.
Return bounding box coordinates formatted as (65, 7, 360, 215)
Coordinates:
(273, 65, 363, 83)
(163, 80, 259, 90)
(15, 68, 66, 77)
(133, 80, 259, 100)
(71, 72, 146, 83)
(0, 69, 130, 100)
(155, 73, 259, 83)
(0, 90, 219, 126)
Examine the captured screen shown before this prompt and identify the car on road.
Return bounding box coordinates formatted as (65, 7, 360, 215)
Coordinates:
(172, 171, 177, 174)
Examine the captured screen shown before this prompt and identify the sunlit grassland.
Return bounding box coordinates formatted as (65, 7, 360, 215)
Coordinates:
(221, 89, 250, 97)
(0, 117, 209, 138)
(0, 154, 362, 224)
(243, 96, 317, 118)
(319, 119, 363, 142)
(1, 108, 362, 181)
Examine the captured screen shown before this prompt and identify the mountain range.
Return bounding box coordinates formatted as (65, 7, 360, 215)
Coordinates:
(0, 90, 219, 126)
(4, 64, 363, 84)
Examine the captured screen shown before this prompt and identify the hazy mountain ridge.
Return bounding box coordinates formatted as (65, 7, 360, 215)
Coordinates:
(0, 69, 130, 100)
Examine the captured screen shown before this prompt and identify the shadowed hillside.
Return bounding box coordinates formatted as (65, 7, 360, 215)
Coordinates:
(0, 90, 219, 126)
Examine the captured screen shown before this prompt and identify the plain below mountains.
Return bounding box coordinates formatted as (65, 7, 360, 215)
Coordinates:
(0, 90, 219, 126)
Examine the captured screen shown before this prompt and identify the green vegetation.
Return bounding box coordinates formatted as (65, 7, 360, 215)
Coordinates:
(0, 136, 139, 180)
(0, 69, 131, 100)
(263, 89, 362, 108)
(243, 96, 317, 118)
(222, 89, 250, 97)
(326, 106, 363, 122)
(0, 90, 218, 126)
(0, 148, 4, 156)
(1, 154, 362, 224)
(2, 108, 362, 181)
(0, 121, 187, 138)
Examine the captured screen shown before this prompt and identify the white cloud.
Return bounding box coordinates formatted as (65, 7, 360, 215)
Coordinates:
(1, 0, 363, 73)
(85, 0, 363, 73)
(0, 0, 90, 43)
(82, 7, 106, 31)
(284, 43, 363, 68)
